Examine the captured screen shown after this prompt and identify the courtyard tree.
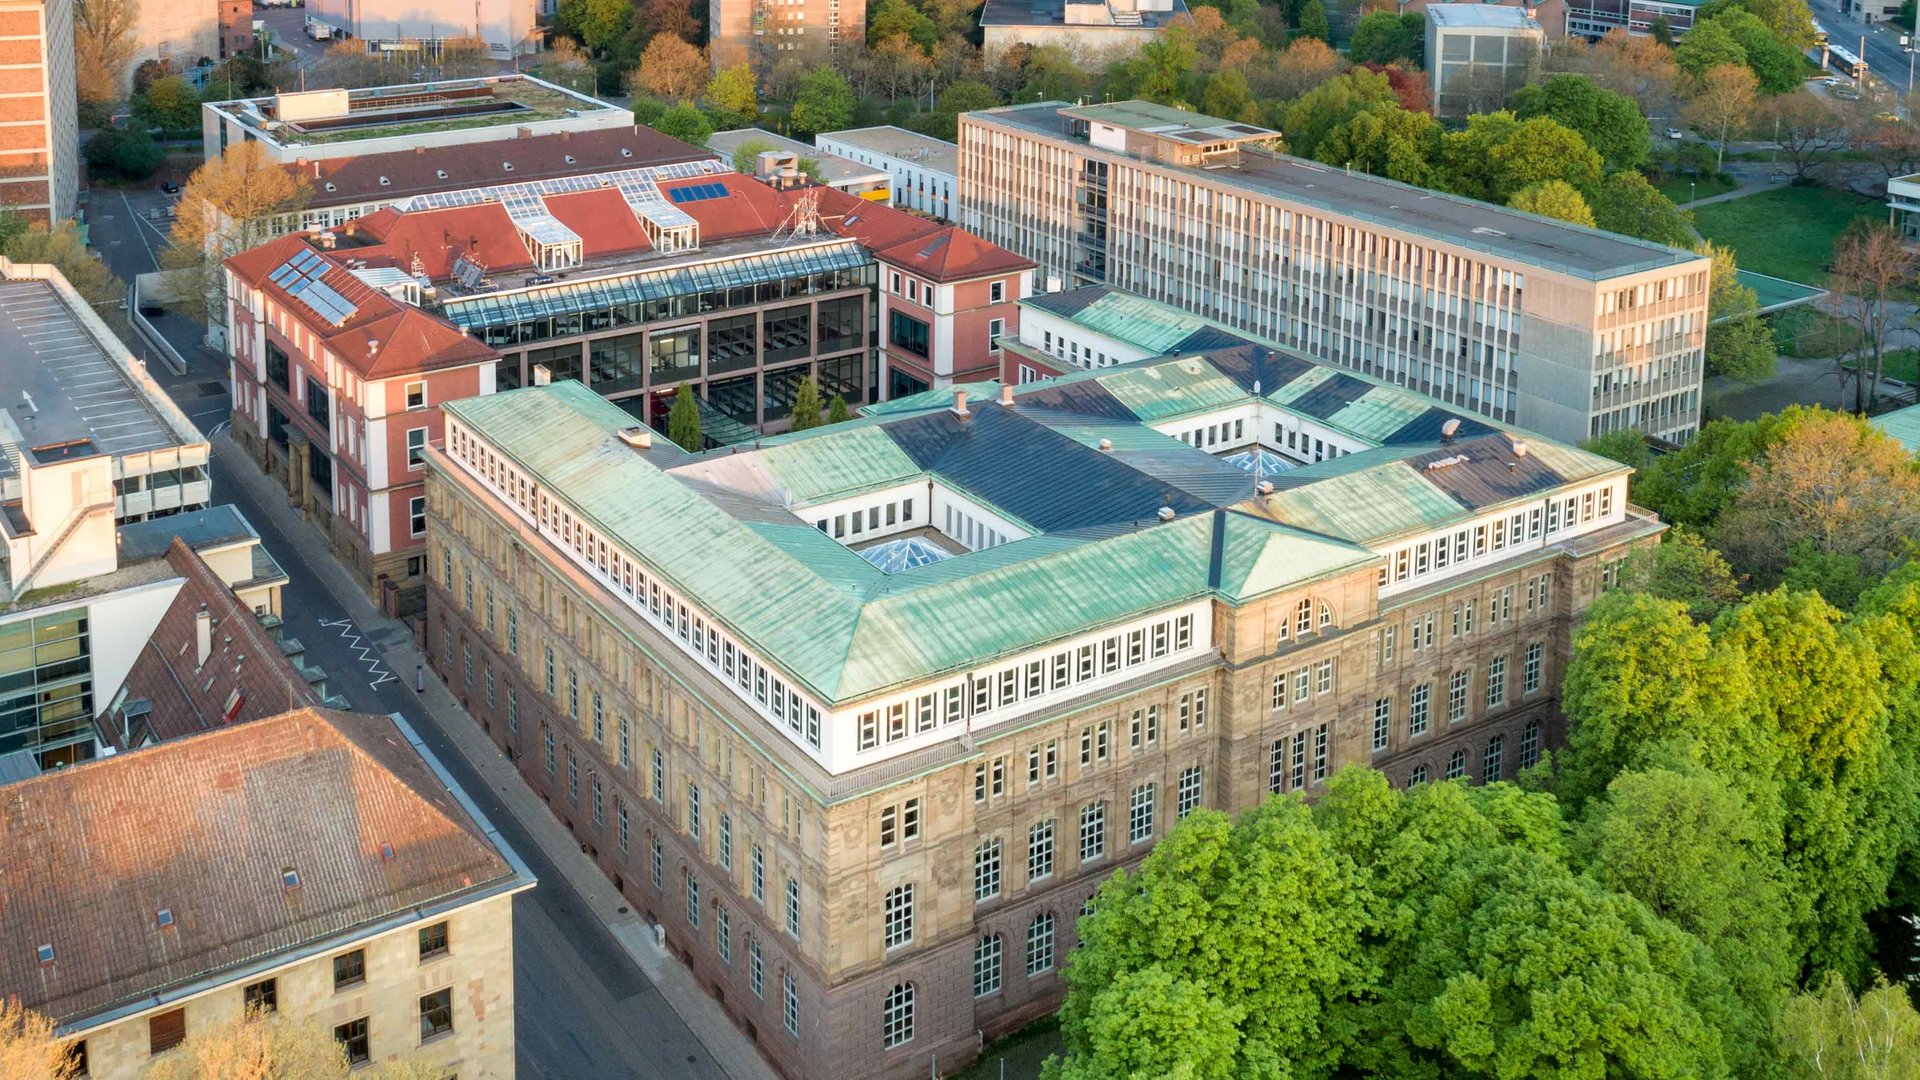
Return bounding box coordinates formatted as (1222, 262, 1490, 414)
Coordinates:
(166, 140, 311, 330)
(1823, 219, 1916, 413)
(1683, 63, 1758, 171)
(668, 387, 702, 451)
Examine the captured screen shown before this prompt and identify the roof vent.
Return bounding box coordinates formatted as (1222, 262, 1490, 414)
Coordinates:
(503, 161, 514, 171)
(1257, 480, 1274, 495)
(436, 169, 448, 179)
(378, 176, 389, 186)
(1510, 437, 1528, 458)
(565, 154, 576, 164)
(36, 944, 53, 965)
(1157, 506, 1176, 521)
(532, 364, 553, 386)
(1425, 454, 1471, 472)
(618, 425, 653, 449)
(950, 390, 970, 417)
(1441, 418, 1460, 443)
(1098, 438, 1112, 451)
(324, 182, 337, 192)
(621, 147, 633, 157)
(156, 908, 175, 928)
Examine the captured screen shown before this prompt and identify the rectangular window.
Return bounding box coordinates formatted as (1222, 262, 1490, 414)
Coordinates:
(976, 839, 1002, 901)
(1372, 697, 1391, 752)
(334, 1018, 369, 1066)
(1028, 819, 1055, 881)
(1313, 724, 1329, 781)
(1487, 656, 1508, 708)
(752, 845, 765, 901)
(783, 973, 799, 1036)
(749, 937, 764, 997)
(407, 427, 428, 469)
(888, 310, 931, 357)
(975, 935, 1003, 997)
(333, 949, 366, 990)
(409, 496, 426, 537)
(244, 977, 278, 1014)
(418, 922, 449, 960)
(1129, 783, 1155, 842)
(1316, 659, 1334, 695)
(1078, 802, 1106, 862)
(1410, 683, 1431, 736)
(884, 884, 915, 949)
(1524, 642, 1543, 694)
(1449, 669, 1471, 724)
(419, 987, 454, 1042)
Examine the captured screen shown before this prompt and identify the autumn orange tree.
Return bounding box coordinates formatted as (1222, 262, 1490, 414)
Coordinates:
(1682, 62, 1757, 172)
(165, 141, 311, 331)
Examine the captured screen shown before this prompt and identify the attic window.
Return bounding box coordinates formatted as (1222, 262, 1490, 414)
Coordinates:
(281, 867, 301, 890)
(620, 148, 633, 157)
(378, 176, 390, 186)
(36, 944, 53, 964)
(502, 161, 514, 172)
(156, 908, 175, 928)
(380, 842, 396, 860)
(564, 154, 576, 164)
(436, 169, 447, 179)
(324, 183, 337, 192)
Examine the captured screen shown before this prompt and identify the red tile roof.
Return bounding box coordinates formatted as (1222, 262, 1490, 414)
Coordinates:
(287, 125, 718, 209)
(0, 707, 524, 1026)
(225, 233, 498, 380)
(544, 188, 653, 258)
(107, 540, 320, 750)
(349, 203, 536, 280)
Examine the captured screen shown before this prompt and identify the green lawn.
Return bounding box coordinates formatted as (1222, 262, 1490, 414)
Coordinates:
(1849, 348, 1919, 383)
(1692, 186, 1887, 285)
(1653, 172, 1735, 203)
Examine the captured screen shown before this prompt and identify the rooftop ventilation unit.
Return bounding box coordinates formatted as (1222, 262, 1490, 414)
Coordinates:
(1157, 506, 1176, 521)
(618, 426, 654, 449)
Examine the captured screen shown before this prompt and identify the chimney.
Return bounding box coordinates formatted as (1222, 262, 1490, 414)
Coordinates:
(195, 606, 212, 668)
(1157, 506, 1176, 521)
(1510, 437, 1529, 458)
(618, 425, 653, 449)
(533, 364, 553, 386)
(999, 384, 1014, 406)
(950, 390, 969, 417)
(415, 145, 426, 154)
(1257, 480, 1274, 495)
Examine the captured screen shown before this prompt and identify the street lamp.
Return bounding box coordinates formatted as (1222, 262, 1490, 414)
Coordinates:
(1690, 180, 1696, 205)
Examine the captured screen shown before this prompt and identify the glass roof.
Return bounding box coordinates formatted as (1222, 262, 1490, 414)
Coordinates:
(1223, 448, 1300, 481)
(440, 240, 867, 330)
(858, 536, 953, 573)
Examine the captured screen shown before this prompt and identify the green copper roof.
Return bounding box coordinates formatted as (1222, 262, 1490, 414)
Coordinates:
(1262, 460, 1470, 543)
(1068, 292, 1212, 354)
(1099, 358, 1250, 422)
(757, 426, 923, 503)
(1214, 511, 1380, 602)
(1873, 403, 1920, 453)
(1323, 388, 1436, 443)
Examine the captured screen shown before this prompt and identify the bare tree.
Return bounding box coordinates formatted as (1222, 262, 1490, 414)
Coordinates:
(1760, 89, 1846, 182)
(1682, 63, 1758, 172)
(75, 0, 139, 104)
(1825, 219, 1916, 414)
(0, 998, 78, 1080)
(629, 33, 707, 102)
(1851, 98, 1920, 184)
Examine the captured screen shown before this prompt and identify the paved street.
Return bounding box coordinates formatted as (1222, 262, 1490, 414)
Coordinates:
(88, 185, 771, 1080)
(1812, 0, 1917, 97)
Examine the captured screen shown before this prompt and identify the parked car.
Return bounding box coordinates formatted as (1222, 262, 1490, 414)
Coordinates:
(159, 181, 179, 194)
(1877, 111, 1903, 123)
(1666, 127, 1684, 139)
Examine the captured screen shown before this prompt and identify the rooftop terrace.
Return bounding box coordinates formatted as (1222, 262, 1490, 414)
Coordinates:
(969, 101, 1704, 279)
(206, 75, 626, 152)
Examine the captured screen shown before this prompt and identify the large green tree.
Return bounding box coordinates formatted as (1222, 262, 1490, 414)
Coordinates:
(1589, 172, 1695, 247)
(1441, 112, 1603, 205)
(789, 66, 855, 136)
(668, 387, 702, 451)
(1282, 68, 1399, 161)
(557, 0, 633, 51)
(1313, 103, 1442, 185)
(1699, 241, 1778, 381)
(1509, 179, 1597, 226)
(1513, 74, 1653, 173)
(1349, 10, 1425, 65)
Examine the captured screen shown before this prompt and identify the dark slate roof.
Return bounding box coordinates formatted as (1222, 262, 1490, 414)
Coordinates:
(1202, 344, 1319, 396)
(1406, 435, 1568, 509)
(1172, 326, 1255, 354)
(1023, 285, 1117, 318)
(1381, 406, 1502, 446)
(1285, 374, 1378, 420)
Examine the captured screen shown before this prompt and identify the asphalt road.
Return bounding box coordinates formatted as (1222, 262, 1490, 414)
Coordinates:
(88, 185, 731, 1080)
(1814, 0, 1917, 98)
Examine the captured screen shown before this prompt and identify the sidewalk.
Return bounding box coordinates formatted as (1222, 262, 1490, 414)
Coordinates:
(209, 434, 780, 1080)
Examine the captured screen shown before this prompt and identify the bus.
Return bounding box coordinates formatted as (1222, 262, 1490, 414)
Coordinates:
(1828, 43, 1867, 79)
(1812, 19, 1828, 47)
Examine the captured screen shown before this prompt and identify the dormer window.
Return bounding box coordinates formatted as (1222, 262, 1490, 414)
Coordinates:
(378, 176, 390, 186)
(324, 182, 337, 192)
(436, 169, 447, 179)
(620, 148, 633, 158)
(281, 867, 300, 889)
(564, 154, 576, 164)
(503, 161, 514, 172)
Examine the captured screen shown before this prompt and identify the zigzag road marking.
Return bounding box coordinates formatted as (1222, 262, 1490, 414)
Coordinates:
(318, 617, 397, 688)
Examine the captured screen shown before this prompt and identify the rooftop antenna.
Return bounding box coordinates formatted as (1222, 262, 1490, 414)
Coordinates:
(771, 189, 822, 245)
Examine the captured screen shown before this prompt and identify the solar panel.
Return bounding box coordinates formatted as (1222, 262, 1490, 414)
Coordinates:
(269, 247, 359, 326)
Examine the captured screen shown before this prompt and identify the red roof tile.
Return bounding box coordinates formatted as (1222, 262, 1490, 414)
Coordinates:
(873, 226, 1036, 282)
(543, 188, 653, 258)
(348, 203, 536, 280)
(0, 707, 523, 1026)
(107, 540, 320, 750)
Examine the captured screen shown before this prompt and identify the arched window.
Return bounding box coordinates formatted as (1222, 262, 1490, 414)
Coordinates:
(882, 982, 914, 1048)
(1319, 601, 1334, 630)
(1027, 912, 1056, 974)
(1446, 749, 1467, 780)
(1294, 598, 1313, 637)
(1408, 765, 1430, 787)
(974, 935, 1003, 997)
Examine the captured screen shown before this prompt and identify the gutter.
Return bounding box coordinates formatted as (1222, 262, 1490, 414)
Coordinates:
(54, 713, 537, 1038)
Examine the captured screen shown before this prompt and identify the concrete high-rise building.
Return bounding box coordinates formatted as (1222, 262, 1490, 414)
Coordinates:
(1425, 5, 1546, 117)
(0, 0, 77, 223)
(424, 348, 1662, 1077)
(708, 0, 865, 70)
(958, 100, 1712, 445)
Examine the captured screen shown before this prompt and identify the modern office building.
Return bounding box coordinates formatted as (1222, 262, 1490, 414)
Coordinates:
(816, 127, 958, 220)
(709, 0, 866, 69)
(0, 0, 77, 223)
(223, 159, 1028, 606)
(423, 357, 1662, 1078)
(1426, 5, 1546, 117)
(958, 100, 1711, 445)
(0, 707, 535, 1079)
(1, 498, 320, 771)
(304, 0, 540, 57)
(0, 259, 210, 549)
(709, 128, 891, 200)
(1564, 0, 1701, 37)
(201, 76, 630, 165)
(980, 0, 1190, 62)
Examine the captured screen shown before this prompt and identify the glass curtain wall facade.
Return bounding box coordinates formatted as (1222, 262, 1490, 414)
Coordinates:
(446, 241, 879, 432)
(0, 609, 96, 768)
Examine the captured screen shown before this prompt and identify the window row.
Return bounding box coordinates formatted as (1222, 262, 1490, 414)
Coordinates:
(857, 613, 1198, 753)
(1378, 488, 1611, 590)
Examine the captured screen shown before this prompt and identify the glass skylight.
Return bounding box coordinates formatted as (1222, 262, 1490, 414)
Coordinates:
(1223, 448, 1299, 481)
(859, 536, 952, 573)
